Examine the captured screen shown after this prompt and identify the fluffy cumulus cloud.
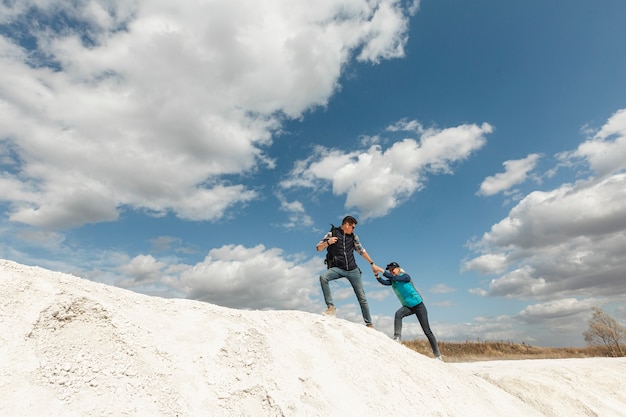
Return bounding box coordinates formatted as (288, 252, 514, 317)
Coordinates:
(563, 108, 626, 178)
(0, 0, 419, 230)
(113, 244, 322, 311)
(182, 244, 322, 311)
(516, 298, 600, 324)
(281, 120, 493, 219)
(464, 109, 626, 309)
(275, 193, 314, 229)
(477, 153, 541, 197)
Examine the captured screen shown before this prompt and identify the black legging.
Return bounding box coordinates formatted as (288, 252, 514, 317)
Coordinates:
(394, 302, 441, 356)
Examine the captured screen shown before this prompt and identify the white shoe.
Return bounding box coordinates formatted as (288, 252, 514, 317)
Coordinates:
(435, 355, 443, 362)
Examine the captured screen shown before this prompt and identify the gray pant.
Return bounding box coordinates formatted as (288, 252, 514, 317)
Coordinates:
(320, 267, 372, 325)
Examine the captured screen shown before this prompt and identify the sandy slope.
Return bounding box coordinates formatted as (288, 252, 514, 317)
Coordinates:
(1, 259, 625, 417)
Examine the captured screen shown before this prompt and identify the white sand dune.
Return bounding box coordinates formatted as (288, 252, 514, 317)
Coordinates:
(1, 259, 625, 417)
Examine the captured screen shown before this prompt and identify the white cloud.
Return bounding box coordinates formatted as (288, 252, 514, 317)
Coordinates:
(516, 298, 600, 324)
(356, 0, 413, 63)
(386, 118, 425, 133)
(118, 254, 168, 285)
(568, 108, 626, 178)
(429, 283, 455, 294)
(276, 193, 314, 229)
(9, 185, 120, 229)
(149, 236, 182, 252)
(466, 174, 626, 299)
(176, 244, 320, 311)
(0, 0, 416, 229)
(462, 252, 508, 275)
(104, 244, 323, 310)
(477, 153, 541, 196)
(281, 121, 493, 219)
(557, 108, 626, 180)
(432, 315, 518, 343)
(464, 109, 626, 303)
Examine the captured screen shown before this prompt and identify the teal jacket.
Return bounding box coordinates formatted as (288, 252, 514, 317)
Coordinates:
(376, 271, 423, 308)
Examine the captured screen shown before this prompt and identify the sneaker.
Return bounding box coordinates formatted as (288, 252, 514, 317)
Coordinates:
(366, 323, 375, 329)
(435, 355, 444, 362)
(393, 336, 401, 343)
(322, 305, 336, 316)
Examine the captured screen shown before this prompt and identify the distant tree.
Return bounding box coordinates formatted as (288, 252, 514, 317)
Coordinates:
(583, 307, 626, 357)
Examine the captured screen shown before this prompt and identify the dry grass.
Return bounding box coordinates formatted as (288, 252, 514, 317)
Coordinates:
(401, 339, 616, 362)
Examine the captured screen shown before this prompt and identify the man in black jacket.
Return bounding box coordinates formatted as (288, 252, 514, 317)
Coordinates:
(316, 215, 379, 327)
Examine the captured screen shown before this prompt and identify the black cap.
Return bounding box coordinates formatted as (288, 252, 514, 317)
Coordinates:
(386, 262, 400, 271)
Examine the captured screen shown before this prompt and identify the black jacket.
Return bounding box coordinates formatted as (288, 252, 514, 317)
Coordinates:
(327, 227, 358, 270)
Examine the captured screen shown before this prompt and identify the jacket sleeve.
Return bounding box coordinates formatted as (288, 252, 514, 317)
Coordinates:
(384, 271, 411, 283)
(376, 274, 392, 286)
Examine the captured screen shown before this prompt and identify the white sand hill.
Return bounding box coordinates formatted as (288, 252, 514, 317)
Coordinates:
(1, 259, 625, 417)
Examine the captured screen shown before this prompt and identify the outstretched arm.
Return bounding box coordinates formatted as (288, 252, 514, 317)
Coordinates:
(374, 271, 392, 286)
(384, 271, 411, 283)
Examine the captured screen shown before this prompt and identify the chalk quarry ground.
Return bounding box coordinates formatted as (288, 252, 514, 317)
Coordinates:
(1, 259, 625, 417)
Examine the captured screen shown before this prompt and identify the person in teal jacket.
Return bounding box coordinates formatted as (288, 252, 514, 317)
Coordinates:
(375, 262, 442, 360)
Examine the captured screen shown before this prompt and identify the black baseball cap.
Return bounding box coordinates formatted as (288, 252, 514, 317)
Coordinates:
(386, 262, 400, 271)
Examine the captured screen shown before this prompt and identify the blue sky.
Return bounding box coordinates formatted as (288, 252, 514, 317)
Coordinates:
(1, 0, 625, 347)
